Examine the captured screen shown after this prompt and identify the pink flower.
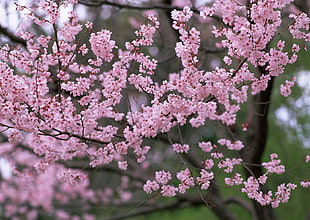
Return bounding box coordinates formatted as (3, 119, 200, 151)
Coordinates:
(225, 173, 243, 186)
(7, 129, 24, 144)
(277, 40, 285, 50)
(59, 22, 82, 42)
(280, 77, 296, 97)
(200, 7, 214, 18)
(198, 142, 213, 152)
(197, 169, 214, 190)
(155, 170, 172, 185)
(204, 159, 214, 170)
(223, 56, 232, 65)
(262, 156, 285, 174)
(57, 170, 87, 185)
(143, 180, 160, 194)
(172, 143, 190, 153)
(300, 181, 310, 188)
(118, 161, 128, 170)
(161, 185, 178, 197)
(218, 158, 242, 173)
(217, 139, 244, 151)
(90, 30, 116, 62)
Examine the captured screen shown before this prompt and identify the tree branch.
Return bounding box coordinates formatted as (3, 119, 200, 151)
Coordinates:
(0, 24, 27, 47)
(78, 0, 183, 11)
(100, 199, 192, 220)
(77, 0, 208, 15)
(60, 160, 148, 182)
(224, 196, 258, 220)
(293, 0, 310, 15)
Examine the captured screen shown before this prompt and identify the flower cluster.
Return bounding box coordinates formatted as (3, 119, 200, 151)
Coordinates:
(172, 143, 190, 153)
(90, 30, 116, 62)
(262, 153, 285, 174)
(242, 176, 297, 208)
(280, 77, 296, 97)
(143, 170, 178, 196)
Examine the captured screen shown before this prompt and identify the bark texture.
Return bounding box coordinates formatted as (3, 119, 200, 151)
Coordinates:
(241, 67, 277, 220)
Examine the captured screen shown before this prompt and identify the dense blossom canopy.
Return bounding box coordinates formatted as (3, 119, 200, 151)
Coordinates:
(0, 0, 309, 219)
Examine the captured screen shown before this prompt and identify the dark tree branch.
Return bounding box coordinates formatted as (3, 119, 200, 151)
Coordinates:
(206, 183, 239, 220)
(38, 128, 111, 145)
(224, 196, 258, 220)
(0, 24, 27, 47)
(100, 199, 194, 220)
(60, 160, 148, 182)
(241, 68, 274, 178)
(78, 0, 193, 12)
(77, 0, 222, 19)
(293, 0, 310, 15)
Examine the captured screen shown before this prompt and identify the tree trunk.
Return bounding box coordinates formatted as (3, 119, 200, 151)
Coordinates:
(241, 67, 277, 220)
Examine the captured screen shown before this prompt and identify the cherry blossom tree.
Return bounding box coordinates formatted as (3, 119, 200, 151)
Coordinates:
(0, 0, 309, 220)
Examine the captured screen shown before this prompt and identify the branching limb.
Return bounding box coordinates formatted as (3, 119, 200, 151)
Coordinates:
(60, 160, 148, 182)
(0, 24, 27, 47)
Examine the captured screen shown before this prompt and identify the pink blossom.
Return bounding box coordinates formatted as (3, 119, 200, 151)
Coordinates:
(172, 143, 190, 153)
(225, 173, 243, 186)
(211, 152, 224, 159)
(258, 174, 268, 185)
(7, 129, 24, 144)
(198, 141, 213, 152)
(204, 159, 214, 170)
(218, 158, 242, 173)
(143, 180, 160, 194)
(291, 44, 300, 52)
(155, 170, 172, 185)
(59, 22, 82, 42)
(176, 168, 195, 193)
(89, 30, 116, 62)
(118, 161, 128, 170)
(280, 77, 296, 97)
(161, 185, 178, 197)
(262, 155, 285, 174)
(217, 139, 244, 151)
(197, 169, 214, 190)
(277, 40, 285, 50)
(200, 7, 214, 18)
(57, 169, 87, 185)
(37, 35, 51, 47)
(300, 181, 310, 188)
(223, 56, 232, 65)
(0, 0, 308, 217)
(171, 6, 193, 24)
(85, 21, 93, 30)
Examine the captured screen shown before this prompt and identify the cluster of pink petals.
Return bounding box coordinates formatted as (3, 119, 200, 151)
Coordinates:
(172, 143, 190, 153)
(218, 158, 243, 173)
(280, 77, 296, 97)
(242, 176, 297, 208)
(143, 170, 178, 196)
(90, 30, 116, 62)
(262, 153, 285, 174)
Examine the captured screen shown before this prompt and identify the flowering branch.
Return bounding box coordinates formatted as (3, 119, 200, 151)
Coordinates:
(0, 0, 309, 219)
